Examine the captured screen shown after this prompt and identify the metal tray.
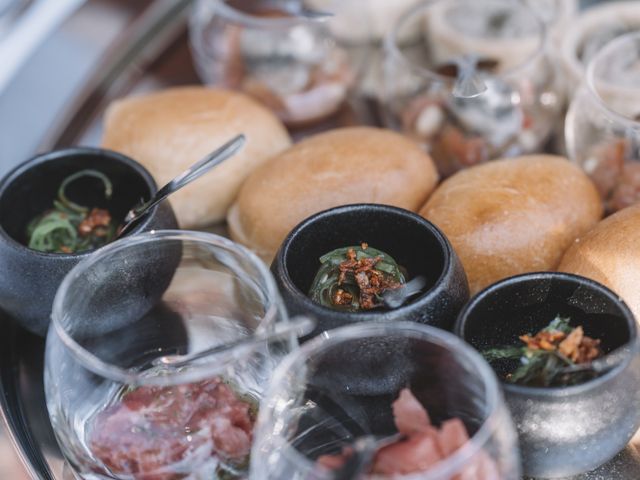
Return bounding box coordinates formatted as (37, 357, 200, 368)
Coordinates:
(2, 0, 640, 479)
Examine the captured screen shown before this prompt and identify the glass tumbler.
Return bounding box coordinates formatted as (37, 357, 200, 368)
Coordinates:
(189, 0, 355, 130)
(382, 0, 563, 177)
(251, 322, 521, 480)
(45, 230, 296, 480)
(566, 32, 640, 214)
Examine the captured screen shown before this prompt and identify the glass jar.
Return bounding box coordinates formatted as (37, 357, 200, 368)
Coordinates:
(45, 230, 296, 480)
(566, 32, 640, 214)
(382, 0, 563, 177)
(251, 321, 521, 479)
(189, 0, 356, 130)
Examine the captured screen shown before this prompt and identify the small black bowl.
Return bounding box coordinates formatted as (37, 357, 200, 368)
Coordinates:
(0, 147, 178, 336)
(271, 204, 469, 339)
(455, 272, 640, 478)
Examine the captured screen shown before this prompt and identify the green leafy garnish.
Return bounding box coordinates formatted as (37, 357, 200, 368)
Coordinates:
(308, 244, 406, 312)
(482, 316, 603, 387)
(26, 169, 118, 254)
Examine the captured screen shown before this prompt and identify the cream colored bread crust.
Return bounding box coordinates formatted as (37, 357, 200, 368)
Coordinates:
(559, 203, 640, 321)
(228, 127, 439, 261)
(420, 155, 603, 294)
(102, 86, 292, 228)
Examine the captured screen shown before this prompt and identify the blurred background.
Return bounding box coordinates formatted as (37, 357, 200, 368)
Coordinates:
(0, 0, 624, 478)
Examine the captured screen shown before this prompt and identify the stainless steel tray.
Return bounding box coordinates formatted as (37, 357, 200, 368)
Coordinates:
(1, 0, 639, 479)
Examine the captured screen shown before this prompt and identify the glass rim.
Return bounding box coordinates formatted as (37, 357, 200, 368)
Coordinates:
(586, 31, 640, 129)
(384, 0, 548, 83)
(51, 229, 281, 387)
(257, 321, 505, 479)
(204, 0, 321, 30)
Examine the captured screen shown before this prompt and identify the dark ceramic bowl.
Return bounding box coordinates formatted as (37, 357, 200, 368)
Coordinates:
(0, 147, 178, 336)
(271, 204, 469, 340)
(455, 272, 640, 478)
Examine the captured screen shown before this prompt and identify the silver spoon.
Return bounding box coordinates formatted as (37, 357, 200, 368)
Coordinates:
(118, 134, 246, 238)
(153, 316, 315, 369)
(452, 54, 488, 99)
(558, 345, 633, 375)
(381, 275, 427, 309)
(333, 433, 404, 480)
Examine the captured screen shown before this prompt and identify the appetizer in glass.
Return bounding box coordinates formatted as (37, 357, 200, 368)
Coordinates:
(560, 1, 640, 99)
(189, 0, 355, 129)
(566, 32, 640, 214)
(382, 0, 562, 177)
(251, 322, 520, 479)
(316, 388, 493, 476)
(45, 231, 296, 480)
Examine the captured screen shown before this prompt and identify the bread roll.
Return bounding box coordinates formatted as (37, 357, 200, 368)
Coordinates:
(559, 204, 640, 321)
(228, 127, 439, 260)
(102, 86, 291, 227)
(420, 155, 602, 294)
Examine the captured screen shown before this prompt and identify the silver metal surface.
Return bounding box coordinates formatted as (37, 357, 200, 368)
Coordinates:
(120, 134, 246, 237)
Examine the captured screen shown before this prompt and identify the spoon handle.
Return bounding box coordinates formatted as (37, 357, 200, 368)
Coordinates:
(452, 54, 487, 99)
(382, 275, 427, 309)
(560, 345, 632, 375)
(159, 316, 315, 369)
(139, 134, 246, 216)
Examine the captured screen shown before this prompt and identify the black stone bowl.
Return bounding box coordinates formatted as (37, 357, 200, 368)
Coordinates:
(0, 147, 178, 336)
(455, 272, 640, 478)
(271, 203, 469, 339)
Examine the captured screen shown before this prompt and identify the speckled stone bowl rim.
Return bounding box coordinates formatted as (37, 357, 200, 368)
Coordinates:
(0, 146, 160, 259)
(455, 271, 638, 398)
(274, 203, 456, 321)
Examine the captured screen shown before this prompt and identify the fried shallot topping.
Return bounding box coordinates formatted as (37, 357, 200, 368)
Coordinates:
(520, 325, 601, 364)
(78, 208, 113, 237)
(336, 248, 401, 310)
(483, 316, 604, 387)
(308, 245, 407, 312)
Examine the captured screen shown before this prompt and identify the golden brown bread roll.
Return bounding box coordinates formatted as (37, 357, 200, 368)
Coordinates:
(558, 204, 640, 321)
(228, 127, 439, 260)
(102, 86, 291, 228)
(420, 155, 603, 294)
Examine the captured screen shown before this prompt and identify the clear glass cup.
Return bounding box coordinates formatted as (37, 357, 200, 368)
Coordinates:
(566, 32, 640, 214)
(251, 321, 521, 480)
(560, 1, 640, 95)
(45, 230, 296, 480)
(382, 0, 563, 177)
(189, 0, 356, 130)
(522, 0, 576, 46)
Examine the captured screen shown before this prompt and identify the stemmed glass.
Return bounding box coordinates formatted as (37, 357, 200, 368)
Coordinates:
(189, 0, 355, 130)
(45, 230, 297, 480)
(251, 321, 521, 479)
(382, 0, 563, 177)
(566, 32, 640, 214)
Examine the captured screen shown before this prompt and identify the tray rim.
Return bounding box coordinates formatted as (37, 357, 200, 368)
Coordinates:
(0, 319, 54, 480)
